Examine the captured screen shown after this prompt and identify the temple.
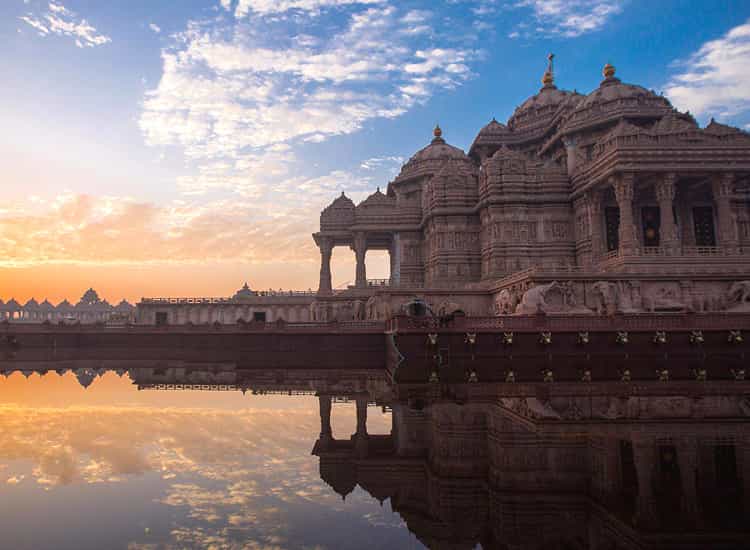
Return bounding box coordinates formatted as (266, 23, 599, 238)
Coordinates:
(313, 59, 750, 320)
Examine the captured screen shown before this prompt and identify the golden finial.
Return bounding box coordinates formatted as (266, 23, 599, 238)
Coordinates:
(542, 53, 555, 87)
(433, 123, 442, 139)
(603, 62, 616, 79)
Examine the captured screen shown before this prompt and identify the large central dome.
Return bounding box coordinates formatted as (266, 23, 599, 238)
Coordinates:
(507, 59, 583, 132)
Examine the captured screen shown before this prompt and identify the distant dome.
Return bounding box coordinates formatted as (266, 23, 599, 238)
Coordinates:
(233, 282, 255, 300)
(78, 288, 102, 306)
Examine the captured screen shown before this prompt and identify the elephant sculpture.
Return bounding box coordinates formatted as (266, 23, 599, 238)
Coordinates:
(727, 281, 750, 305)
(591, 281, 619, 315)
(515, 282, 559, 315)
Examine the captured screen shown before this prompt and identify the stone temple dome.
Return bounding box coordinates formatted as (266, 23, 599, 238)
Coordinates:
(320, 191, 355, 231)
(394, 125, 470, 183)
(508, 55, 583, 131)
(562, 63, 672, 134)
(579, 65, 661, 107)
(469, 118, 509, 156)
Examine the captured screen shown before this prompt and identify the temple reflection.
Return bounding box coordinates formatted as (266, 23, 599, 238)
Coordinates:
(2, 363, 749, 549)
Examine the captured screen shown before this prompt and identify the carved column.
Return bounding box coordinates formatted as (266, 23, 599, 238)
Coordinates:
(632, 437, 656, 528)
(656, 173, 678, 253)
(587, 190, 604, 262)
(317, 237, 333, 294)
(563, 136, 579, 176)
(713, 173, 738, 253)
(353, 232, 367, 288)
(390, 233, 401, 286)
(613, 173, 637, 255)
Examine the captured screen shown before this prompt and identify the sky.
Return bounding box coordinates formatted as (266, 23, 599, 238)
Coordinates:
(2, 0, 750, 303)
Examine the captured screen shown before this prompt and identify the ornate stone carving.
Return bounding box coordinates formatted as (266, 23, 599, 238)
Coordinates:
(514, 281, 591, 315)
(642, 284, 686, 312)
(726, 281, 750, 312)
(590, 281, 619, 315)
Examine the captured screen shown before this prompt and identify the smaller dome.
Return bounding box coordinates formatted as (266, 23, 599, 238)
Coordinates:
(327, 192, 355, 209)
(579, 64, 662, 108)
(114, 299, 134, 312)
(477, 118, 508, 138)
(409, 127, 467, 163)
(469, 118, 510, 157)
(357, 188, 395, 209)
(320, 191, 355, 229)
(56, 299, 74, 313)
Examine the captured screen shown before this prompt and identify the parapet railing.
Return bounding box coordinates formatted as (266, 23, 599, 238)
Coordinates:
(386, 312, 750, 333)
(140, 291, 317, 304)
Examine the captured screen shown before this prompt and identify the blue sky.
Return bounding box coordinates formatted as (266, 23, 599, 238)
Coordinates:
(2, 0, 750, 299)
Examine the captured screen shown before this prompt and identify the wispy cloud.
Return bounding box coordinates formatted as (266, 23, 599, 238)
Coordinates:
(509, 0, 624, 38)
(140, 5, 478, 160)
(19, 2, 111, 48)
(664, 19, 750, 120)
(230, 0, 386, 18)
(148, 22, 161, 34)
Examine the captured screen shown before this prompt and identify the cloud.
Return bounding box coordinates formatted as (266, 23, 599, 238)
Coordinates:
(231, 0, 386, 18)
(664, 19, 750, 119)
(149, 23, 161, 33)
(18, 2, 111, 48)
(140, 6, 477, 161)
(132, 2, 481, 270)
(359, 156, 404, 171)
(510, 0, 624, 38)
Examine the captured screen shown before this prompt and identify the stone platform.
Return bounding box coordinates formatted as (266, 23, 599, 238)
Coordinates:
(1, 313, 748, 385)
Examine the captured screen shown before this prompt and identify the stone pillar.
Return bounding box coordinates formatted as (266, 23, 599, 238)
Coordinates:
(353, 232, 367, 288)
(563, 136, 579, 176)
(656, 173, 678, 253)
(587, 190, 604, 261)
(390, 233, 401, 286)
(319, 394, 332, 440)
(676, 437, 699, 523)
(713, 173, 738, 253)
(317, 237, 333, 294)
(632, 437, 656, 528)
(613, 173, 637, 255)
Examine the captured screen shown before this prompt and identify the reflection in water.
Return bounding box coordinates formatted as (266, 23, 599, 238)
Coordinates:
(1, 365, 749, 549)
